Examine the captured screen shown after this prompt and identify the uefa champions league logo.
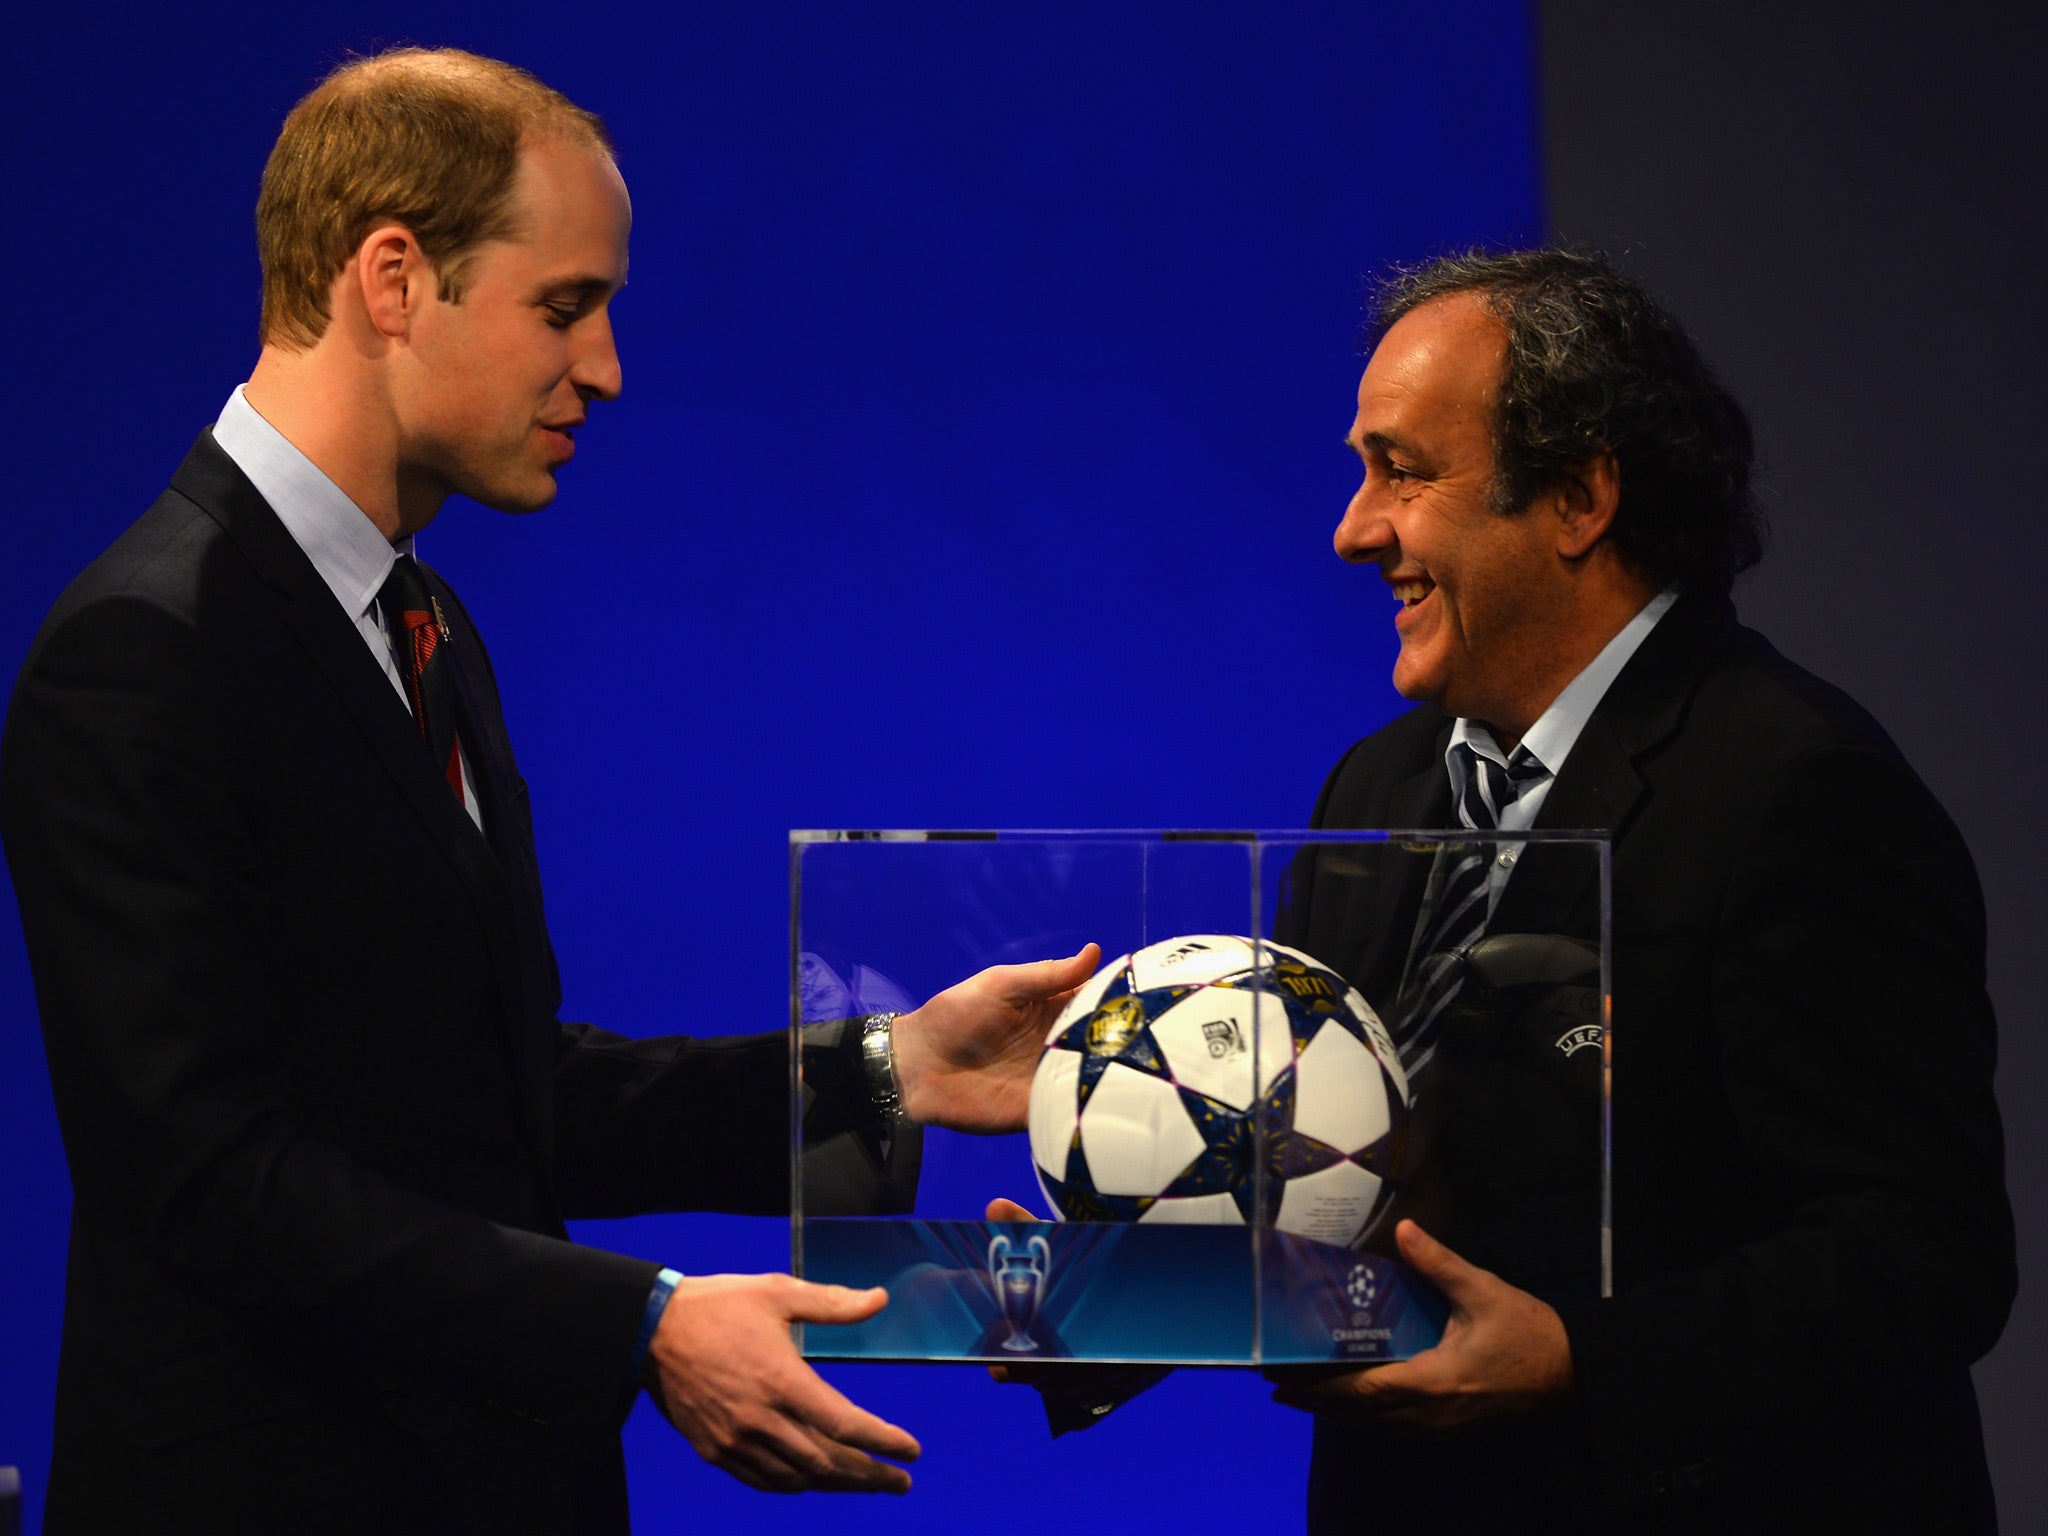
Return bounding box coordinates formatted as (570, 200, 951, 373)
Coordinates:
(1332, 1260, 1396, 1349)
(1345, 1262, 1379, 1315)
(988, 1232, 1051, 1353)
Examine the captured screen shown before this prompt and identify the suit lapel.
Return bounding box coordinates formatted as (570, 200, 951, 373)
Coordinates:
(170, 434, 557, 1169)
(1309, 735, 1450, 1010)
(1388, 752, 1451, 830)
(1495, 587, 1734, 938)
(416, 570, 557, 999)
(1493, 717, 1635, 940)
(424, 567, 564, 1176)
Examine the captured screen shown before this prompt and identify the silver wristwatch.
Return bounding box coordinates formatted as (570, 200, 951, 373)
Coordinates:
(859, 1011, 903, 1122)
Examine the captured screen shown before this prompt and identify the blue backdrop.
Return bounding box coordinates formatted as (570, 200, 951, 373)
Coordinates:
(0, 3, 1539, 1529)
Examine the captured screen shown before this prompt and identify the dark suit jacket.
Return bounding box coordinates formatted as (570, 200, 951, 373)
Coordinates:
(0, 435, 838, 1533)
(1281, 589, 2014, 1533)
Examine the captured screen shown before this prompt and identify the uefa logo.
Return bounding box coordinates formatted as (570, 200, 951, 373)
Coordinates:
(1553, 1023, 1603, 1058)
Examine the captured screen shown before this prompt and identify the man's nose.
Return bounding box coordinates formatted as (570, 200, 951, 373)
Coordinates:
(1333, 491, 1390, 564)
(573, 312, 623, 401)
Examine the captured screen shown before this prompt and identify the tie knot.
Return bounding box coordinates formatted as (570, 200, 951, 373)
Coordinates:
(1453, 740, 1545, 830)
(379, 557, 446, 646)
(379, 553, 430, 615)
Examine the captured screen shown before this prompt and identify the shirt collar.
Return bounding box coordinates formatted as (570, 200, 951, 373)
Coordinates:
(211, 384, 413, 622)
(1450, 585, 1680, 777)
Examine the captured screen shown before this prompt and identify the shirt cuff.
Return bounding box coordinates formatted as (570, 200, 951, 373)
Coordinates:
(630, 1266, 686, 1383)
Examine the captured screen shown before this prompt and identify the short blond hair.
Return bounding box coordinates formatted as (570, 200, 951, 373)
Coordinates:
(255, 48, 613, 350)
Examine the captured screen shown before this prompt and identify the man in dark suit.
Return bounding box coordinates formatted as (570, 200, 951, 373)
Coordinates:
(0, 48, 1092, 1532)
(1268, 250, 2014, 1531)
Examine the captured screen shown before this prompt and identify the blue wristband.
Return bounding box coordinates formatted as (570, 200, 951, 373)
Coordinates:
(630, 1266, 685, 1382)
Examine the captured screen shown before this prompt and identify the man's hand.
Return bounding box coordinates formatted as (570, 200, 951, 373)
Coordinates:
(893, 944, 1100, 1133)
(1266, 1220, 1575, 1432)
(641, 1273, 920, 1493)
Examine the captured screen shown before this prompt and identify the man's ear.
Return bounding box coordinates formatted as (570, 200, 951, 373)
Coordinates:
(1552, 450, 1621, 560)
(351, 225, 430, 340)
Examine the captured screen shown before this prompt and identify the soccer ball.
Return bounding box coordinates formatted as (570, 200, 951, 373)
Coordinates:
(1027, 935, 1409, 1248)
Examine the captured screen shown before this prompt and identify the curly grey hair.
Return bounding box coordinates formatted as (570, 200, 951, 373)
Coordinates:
(1370, 248, 1765, 591)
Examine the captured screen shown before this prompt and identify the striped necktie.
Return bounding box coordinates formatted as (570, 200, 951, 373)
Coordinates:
(1393, 738, 1548, 1082)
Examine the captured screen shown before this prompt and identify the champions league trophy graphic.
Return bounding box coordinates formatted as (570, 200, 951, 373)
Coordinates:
(987, 1231, 1051, 1353)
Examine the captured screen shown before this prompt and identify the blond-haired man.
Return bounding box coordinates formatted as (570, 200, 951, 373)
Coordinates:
(2, 48, 1089, 1532)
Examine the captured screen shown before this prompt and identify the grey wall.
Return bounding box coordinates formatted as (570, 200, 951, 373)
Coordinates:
(1540, 1, 2044, 1522)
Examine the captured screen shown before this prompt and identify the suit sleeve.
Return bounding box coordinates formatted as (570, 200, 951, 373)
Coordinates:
(547, 1017, 921, 1220)
(424, 564, 916, 1224)
(1563, 742, 2015, 1503)
(2, 591, 657, 1444)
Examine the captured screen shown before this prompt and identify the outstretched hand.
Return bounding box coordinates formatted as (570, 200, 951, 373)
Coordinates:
(642, 1273, 921, 1493)
(1266, 1220, 1575, 1432)
(893, 944, 1101, 1133)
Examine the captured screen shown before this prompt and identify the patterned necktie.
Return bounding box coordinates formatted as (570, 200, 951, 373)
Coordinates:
(378, 556, 464, 801)
(1393, 738, 1548, 1081)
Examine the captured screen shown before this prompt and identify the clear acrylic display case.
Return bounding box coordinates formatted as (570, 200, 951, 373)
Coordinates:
(791, 829, 1610, 1366)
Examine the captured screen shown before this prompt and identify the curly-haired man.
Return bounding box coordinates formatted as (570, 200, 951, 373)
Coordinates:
(1270, 249, 2012, 1532)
